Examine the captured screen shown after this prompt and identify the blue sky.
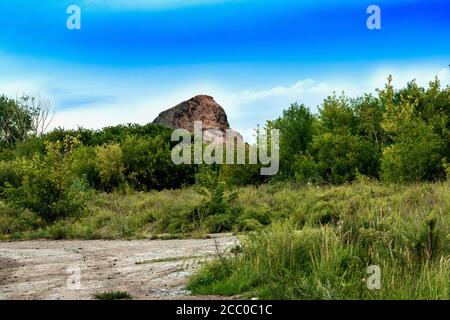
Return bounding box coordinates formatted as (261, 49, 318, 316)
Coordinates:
(0, 0, 449, 140)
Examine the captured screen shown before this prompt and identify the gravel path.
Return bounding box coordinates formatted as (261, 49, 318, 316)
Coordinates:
(0, 235, 237, 300)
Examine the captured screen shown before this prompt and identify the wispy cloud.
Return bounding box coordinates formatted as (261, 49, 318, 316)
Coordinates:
(227, 66, 450, 109)
(227, 79, 330, 106)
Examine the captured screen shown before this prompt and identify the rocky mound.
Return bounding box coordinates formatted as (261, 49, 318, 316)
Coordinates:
(153, 95, 230, 132)
(153, 95, 242, 143)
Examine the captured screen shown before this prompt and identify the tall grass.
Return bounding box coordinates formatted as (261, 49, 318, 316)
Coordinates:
(0, 188, 203, 239)
(188, 181, 450, 299)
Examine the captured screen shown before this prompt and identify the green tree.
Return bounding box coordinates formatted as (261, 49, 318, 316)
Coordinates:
(354, 94, 387, 147)
(294, 93, 379, 184)
(319, 94, 357, 135)
(0, 96, 31, 146)
(303, 133, 376, 184)
(381, 120, 446, 183)
(267, 103, 315, 176)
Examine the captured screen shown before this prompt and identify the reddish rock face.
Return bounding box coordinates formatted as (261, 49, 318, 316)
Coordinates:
(152, 95, 231, 132)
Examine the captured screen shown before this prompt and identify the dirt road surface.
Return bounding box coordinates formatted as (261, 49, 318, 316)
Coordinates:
(0, 235, 237, 300)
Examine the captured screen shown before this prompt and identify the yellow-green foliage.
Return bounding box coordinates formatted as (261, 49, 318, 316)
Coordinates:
(3, 137, 87, 223)
(95, 143, 125, 192)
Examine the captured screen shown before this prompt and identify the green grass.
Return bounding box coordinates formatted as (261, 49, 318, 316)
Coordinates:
(1, 180, 450, 299)
(188, 223, 449, 299)
(0, 183, 271, 240)
(186, 181, 450, 299)
(94, 291, 132, 300)
(0, 188, 204, 240)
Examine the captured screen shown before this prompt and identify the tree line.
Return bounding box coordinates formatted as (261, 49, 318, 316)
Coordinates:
(0, 76, 449, 222)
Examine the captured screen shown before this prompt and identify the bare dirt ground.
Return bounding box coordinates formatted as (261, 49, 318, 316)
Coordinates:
(0, 234, 237, 300)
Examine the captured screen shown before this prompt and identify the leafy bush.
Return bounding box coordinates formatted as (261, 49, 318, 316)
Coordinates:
(71, 145, 100, 188)
(95, 143, 125, 192)
(303, 133, 376, 184)
(93, 123, 172, 146)
(0, 160, 22, 195)
(267, 78, 449, 185)
(4, 137, 87, 223)
(42, 124, 172, 147)
(122, 135, 194, 191)
(381, 120, 446, 182)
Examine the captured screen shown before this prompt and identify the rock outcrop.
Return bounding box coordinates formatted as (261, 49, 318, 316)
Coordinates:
(153, 95, 242, 143)
(153, 95, 230, 132)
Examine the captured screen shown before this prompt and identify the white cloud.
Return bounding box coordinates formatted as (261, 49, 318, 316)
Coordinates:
(226, 79, 330, 106)
(226, 66, 450, 110)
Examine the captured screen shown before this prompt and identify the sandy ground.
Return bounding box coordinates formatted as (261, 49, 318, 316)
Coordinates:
(0, 234, 237, 300)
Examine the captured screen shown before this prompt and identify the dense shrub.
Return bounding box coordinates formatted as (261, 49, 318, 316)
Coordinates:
(165, 179, 244, 234)
(44, 127, 96, 146)
(42, 124, 172, 147)
(0, 160, 22, 195)
(381, 120, 446, 182)
(265, 78, 449, 185)
(95, 143, 125, 192)
(4, 137, 87, 222)
(298, 133, 377, 184)
(193, 182, 241, 233)
(122, 135, 194, 190)
(71, 145, 100, 188)
(220, 145, 264, 186)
